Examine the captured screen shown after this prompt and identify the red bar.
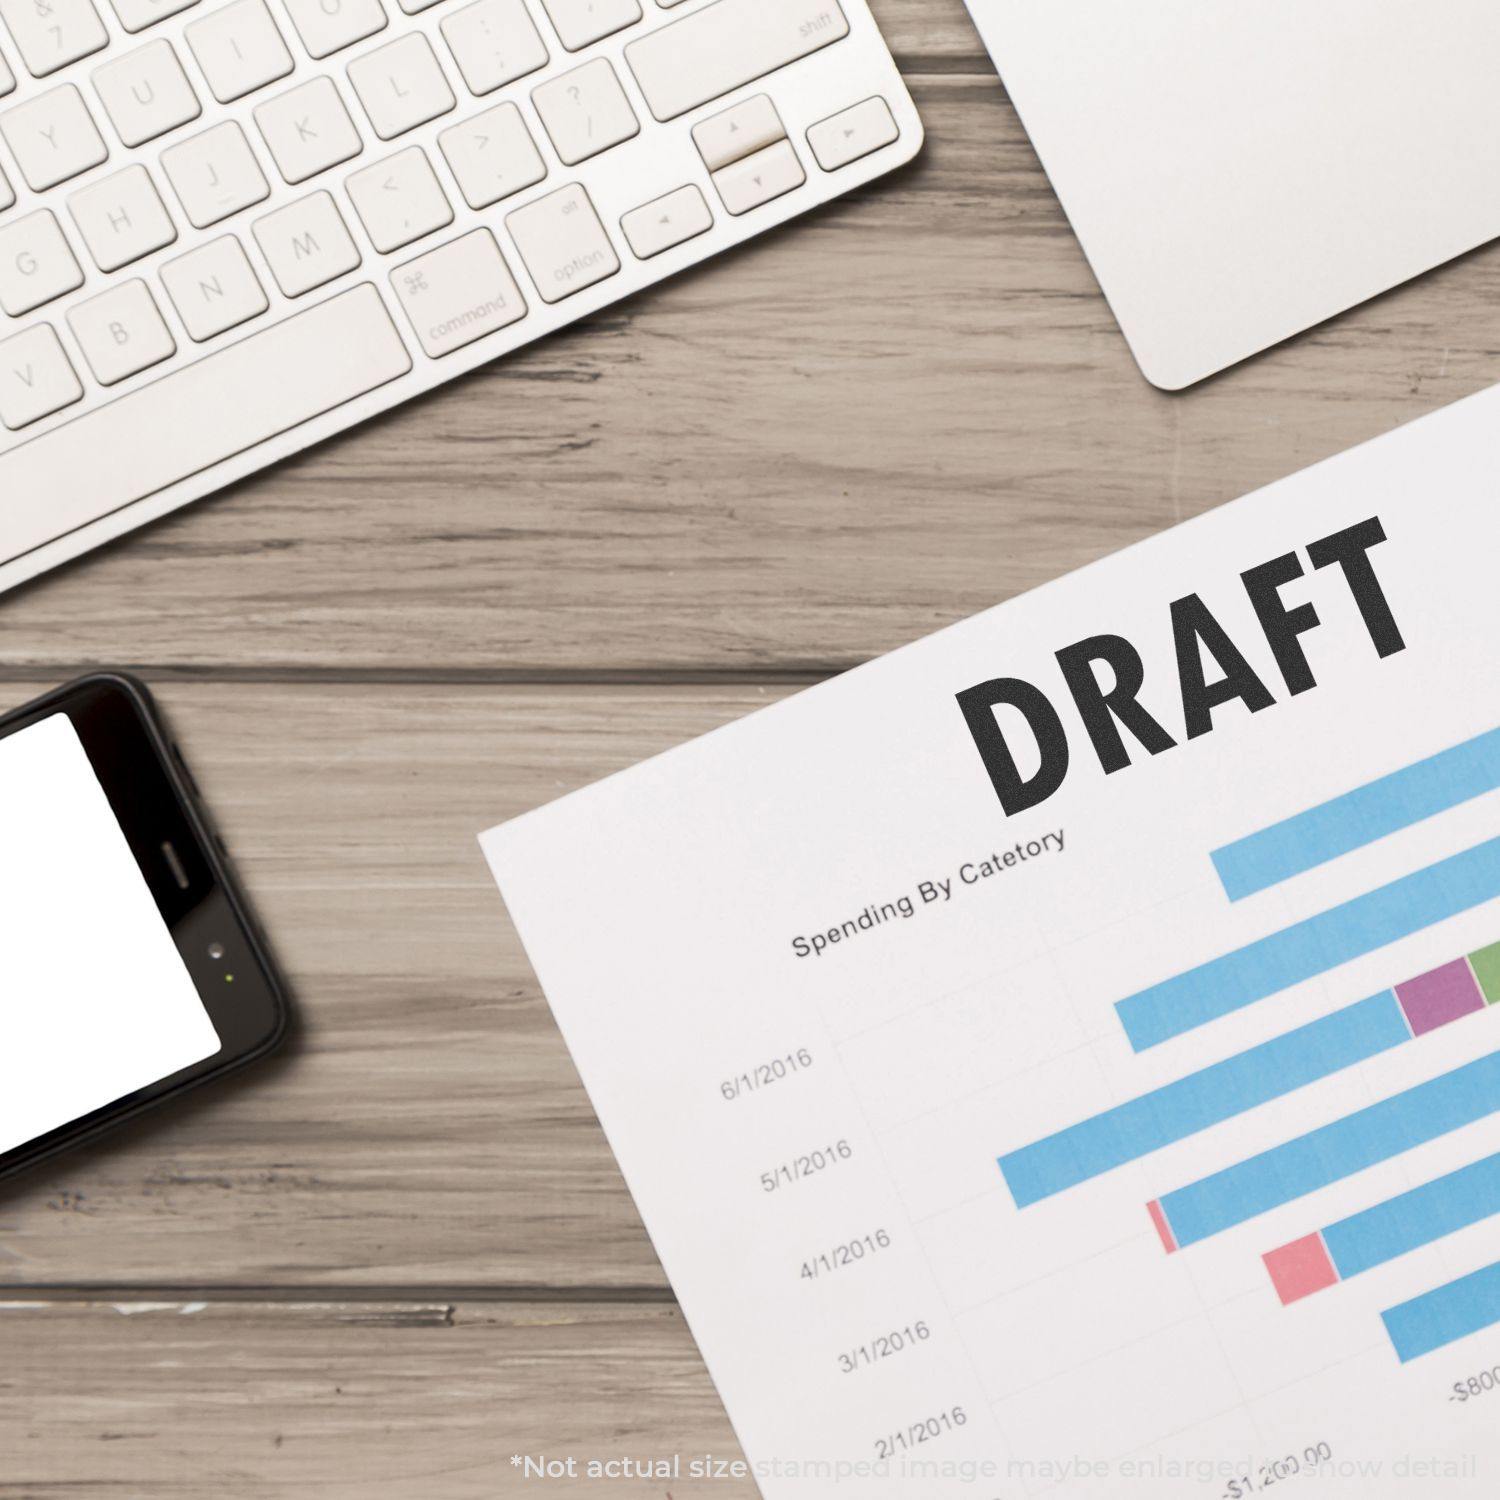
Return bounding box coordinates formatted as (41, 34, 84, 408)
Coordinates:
(1148, 1198, 1178, 1254)
(1264, 1231, 1340, 1305)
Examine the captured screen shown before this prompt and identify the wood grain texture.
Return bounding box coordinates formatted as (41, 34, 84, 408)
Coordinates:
(869, 0, 993, 66)
(5, 64, 1495, 676)
(0, 680, 785, 1290)
(0, 1299, 749, 1498)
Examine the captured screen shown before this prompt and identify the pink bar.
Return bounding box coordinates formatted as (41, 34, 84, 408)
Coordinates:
(1394, 958, 1485, 1037)
(1148, 1199, 1178, 1254)
(1264, 1232, 1340, 1305)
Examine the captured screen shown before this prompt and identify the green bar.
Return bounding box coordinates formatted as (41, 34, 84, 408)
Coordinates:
(1472, 942, 1500, 1005)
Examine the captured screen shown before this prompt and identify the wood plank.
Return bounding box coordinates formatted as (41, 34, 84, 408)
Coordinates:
(0, 1298, 751, 1498)
(872, 0, 994, 66)
(0, 680, 789, 1289)
(6, 74, 1496, 676)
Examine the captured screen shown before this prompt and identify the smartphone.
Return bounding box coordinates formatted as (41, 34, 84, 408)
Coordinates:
(0, 673, 288, 1182)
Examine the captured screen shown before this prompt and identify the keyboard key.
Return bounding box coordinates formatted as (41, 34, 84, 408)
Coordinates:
(0, 210, 83, 315)
(347, 145, 452, 252)
(620, 183, 710, 260)
(713, 138, 804, 215)
(0, 284, 412, 563)
(692, 94, 784, 172)
(0, 0, 106, 78)
(438, 100, 544, 209)
(160, 234, 268, 339)
(626, 0, 848, 122)
(106, 0, 198, 33)
(347, 33, 455, 139)
(505, 181, 616, 303)
(67, 277, 176, 384)
(396, 0, 443, 12)
(807, 95, 897, 171)
(254, 76, 362, 184)
(281, 0, 386, 59)
(532, 59, 637, 166)
(0, 85, 108, 191)
(68, 164, 177, 271)
(253, 189, 360, 295)
(186, 0, 293, 104)
(440, 0, 547, 97)
(391, 226, 525, 356)
(0, 164, 11, 210)
(0, 49, 14, 94)
(93, 40, 201, 148)
(539, 0, 638, 51)
(0, 323, 82, 429)
(161, 120, 270, 228)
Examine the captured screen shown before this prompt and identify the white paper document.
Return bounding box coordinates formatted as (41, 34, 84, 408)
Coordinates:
(482, 387, 1500, 1498)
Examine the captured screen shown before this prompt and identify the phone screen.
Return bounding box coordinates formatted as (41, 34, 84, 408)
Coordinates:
(0, 712, 222, 1155)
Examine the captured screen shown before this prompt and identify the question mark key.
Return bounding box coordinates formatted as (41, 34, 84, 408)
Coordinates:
(532, 58, 641, 166)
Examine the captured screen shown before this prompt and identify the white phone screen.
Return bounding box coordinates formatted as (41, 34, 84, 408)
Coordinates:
(0, 713, 221, 1155)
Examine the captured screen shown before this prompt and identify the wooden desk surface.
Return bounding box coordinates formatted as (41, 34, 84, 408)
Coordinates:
(6, 1, 1500, 1491)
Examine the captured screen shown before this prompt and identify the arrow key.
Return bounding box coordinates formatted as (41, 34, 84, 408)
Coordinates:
(807, 95, 899, 172)
(692, 93, 784, 173)
(712, 138, 805, 217)
(620, 184, 712, 260)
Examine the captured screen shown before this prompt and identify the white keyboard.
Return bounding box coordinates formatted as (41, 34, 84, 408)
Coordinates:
(0, 0, 921, 589)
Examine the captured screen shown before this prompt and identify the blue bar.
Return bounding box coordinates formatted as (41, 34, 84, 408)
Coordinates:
(1212, 727, 1500, 902)
(1116, 835, 1500, 1052)
(1383, 1259, 1500, 1363)
(1156, 1049, 1500, 1249)
(1000, 992, 1410, 1208)
(1324, 1152, 1500, 1281)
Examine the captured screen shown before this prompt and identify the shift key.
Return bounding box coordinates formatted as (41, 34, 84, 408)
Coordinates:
(626, 0, 849, 122)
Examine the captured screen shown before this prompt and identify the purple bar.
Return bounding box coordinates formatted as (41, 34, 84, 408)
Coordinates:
(1395, 959, 1486, 1037)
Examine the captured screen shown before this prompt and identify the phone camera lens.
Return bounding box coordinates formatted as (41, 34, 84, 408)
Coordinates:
(207, 942, 226, 961)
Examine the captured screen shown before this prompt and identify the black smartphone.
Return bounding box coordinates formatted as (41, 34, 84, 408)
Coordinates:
(0, 673, 287, 1182)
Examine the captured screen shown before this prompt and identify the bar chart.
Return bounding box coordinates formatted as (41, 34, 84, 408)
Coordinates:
(1114, 837, 1500, 1051)
(1266, 1153, 1500, 1304)
(1002, 948, 1500, 1210)
(1384, 1260, 1500, 1363)
(1149, 1048, 1500, 1253)
(1211, 725, 1500, 901)
(489, 438, 1500, 1494)
(1001, 727, 1500, 1367)
(491, 454, 1500, 1497)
